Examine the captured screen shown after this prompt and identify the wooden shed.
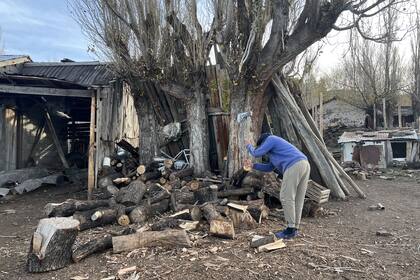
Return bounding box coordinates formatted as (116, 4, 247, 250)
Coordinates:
(0, 55, 139, 197)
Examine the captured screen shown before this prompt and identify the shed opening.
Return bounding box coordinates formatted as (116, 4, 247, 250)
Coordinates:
(391, 142, 407, 160)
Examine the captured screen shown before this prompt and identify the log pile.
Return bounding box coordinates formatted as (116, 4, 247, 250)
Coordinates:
(29, 155, 329, 273)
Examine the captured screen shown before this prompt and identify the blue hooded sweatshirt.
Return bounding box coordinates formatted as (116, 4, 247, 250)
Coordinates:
(246, 135, 307, 174)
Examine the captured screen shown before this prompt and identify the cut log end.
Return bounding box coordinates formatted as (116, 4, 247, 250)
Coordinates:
(27, 217, 79, 273)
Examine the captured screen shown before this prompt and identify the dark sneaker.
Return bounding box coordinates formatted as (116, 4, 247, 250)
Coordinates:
(275, 229, 298, 239)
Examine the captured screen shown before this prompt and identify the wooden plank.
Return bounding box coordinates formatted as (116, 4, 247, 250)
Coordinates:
(0, 84, 93, 98)
(44, 110, 70, 169)
(87, 94, 96, 200)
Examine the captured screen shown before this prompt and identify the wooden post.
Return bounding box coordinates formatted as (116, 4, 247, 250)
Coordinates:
(44, 110, 70, 169)
(87, 94, 96, 200)
(398, 104, 402, 128)
(373, 103, 377, 130)
(382, 98, 387, 129)
(319, 91, 324, 139)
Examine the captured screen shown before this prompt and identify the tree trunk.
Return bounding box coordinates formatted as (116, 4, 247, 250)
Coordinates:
(186, 88, 210, 175)
(227, 82, 269, 176)
(133, 93, 160, 164)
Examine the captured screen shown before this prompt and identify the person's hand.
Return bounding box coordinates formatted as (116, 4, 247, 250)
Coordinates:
(245, 139, 253, 146)
(244, 159, 253, 170)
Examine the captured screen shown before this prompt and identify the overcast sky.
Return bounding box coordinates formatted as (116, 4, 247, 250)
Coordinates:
(0, 0, 416, 73)
(0, 0, 92, 62)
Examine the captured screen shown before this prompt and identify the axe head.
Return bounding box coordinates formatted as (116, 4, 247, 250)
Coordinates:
(236, 112, 252, 123)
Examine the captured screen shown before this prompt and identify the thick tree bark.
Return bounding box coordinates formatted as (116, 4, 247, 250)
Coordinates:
(227, 82, 270, 176)
(186, 88, 210, 175)
(133, 93, 160, 164)
(27, 217, 79, 272)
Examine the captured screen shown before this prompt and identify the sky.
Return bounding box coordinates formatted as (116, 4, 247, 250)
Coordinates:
(0, 0, 93, 62)
(0, 0, 416, 72)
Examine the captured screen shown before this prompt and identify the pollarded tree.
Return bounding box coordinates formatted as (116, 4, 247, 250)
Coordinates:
(212, 0, 402, 175)
(72, 0, 214, 173)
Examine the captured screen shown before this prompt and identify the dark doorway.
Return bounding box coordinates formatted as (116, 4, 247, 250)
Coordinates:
(391, 142, 407, 159)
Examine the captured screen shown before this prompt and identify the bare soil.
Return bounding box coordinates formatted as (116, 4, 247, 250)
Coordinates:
(1, 173, 419, 280)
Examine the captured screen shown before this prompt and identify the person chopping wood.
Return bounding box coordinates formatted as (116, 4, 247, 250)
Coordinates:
(245, 133, 310, 239)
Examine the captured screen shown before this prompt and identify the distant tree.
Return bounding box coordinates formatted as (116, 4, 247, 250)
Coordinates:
(334, 4, 408, 128)
(411, 6, 420, 127)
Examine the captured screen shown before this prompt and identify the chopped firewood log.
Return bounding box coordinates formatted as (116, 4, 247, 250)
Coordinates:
(112, 229, 192, 253)
(140, 171, 162, 182)
(73, 235, 112, 262)
(137, 162, 160, 175)
(169, 167, 194, 181)
(227, 202, 248, 212)
(248, 204, 269, 223)
(106, 185, 119, 196)
(170, 190, 196, 211)
(129, 199, 169, 224)
(193, 185, 218, 203)
(97, 173, 120, 188)
(169, 207, 202, 221)
(137, 165, 146, 175)
(161, 168, 172, 180)
(257, 239, 286, 252)
(72, 228, 135, 262)
(115, 162, 123, 172)
(217, 187, 254, 198)
(170, 209, 191, 220)
(159, 178, 167, 185)
(227, 208, 257, 230)
(230, 167, 251, 187)
(146, 187, 170, 205)
(189, 180, 201, 191)
(150, 218, 199, 231)
(27, 217, 79, 272)
(202, 204, 235, 239)
(228, 199, 269, 223)
(302, 200, 322, 218)
(164, 159, 173, 169)
(167, 178, 181, 190)
(44, 199, 110, 217)
(73, 209, 116, 231)
(250, 234, 276, 248)
(116, 180, 148, 206)
(113, 177, 131, 185)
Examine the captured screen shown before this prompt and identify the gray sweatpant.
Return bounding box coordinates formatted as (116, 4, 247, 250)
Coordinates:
(280, 160, 310, 229)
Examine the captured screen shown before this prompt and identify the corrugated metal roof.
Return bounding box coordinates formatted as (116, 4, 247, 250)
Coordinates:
(338, 130, 418, 143)
(18, 62, 115, 86)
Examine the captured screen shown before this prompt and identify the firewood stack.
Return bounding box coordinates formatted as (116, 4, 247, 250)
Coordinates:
(28, 139, 328, 272)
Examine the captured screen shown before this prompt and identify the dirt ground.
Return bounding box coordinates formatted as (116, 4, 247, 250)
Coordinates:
(1, 172, 419, 280)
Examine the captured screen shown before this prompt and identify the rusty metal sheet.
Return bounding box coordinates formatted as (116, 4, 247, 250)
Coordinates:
(360, 145, 382, 169)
